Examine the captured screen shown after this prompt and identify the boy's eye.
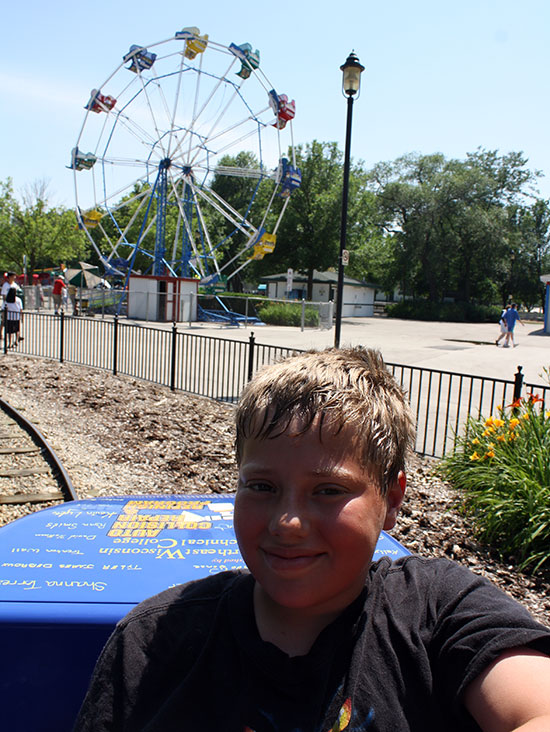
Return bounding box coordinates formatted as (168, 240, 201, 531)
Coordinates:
(246, 482, 274, 493)
(315, 485, 347, 496)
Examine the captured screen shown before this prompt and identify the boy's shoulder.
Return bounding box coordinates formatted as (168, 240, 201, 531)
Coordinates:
(370, 555, 546, 632)
(373, 553, 501, 593)
(118, 568, 249, 631)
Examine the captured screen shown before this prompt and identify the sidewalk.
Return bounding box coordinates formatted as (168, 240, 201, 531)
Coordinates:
(178, 316, 550, 387)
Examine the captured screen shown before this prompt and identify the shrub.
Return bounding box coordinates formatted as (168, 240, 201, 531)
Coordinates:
(386, 300, 501, 323)
(439, 393, 550, 573)
(256, 302, 319, 327)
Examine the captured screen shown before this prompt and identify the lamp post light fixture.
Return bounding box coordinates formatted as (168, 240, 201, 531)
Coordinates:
(334, 51, 364, 348)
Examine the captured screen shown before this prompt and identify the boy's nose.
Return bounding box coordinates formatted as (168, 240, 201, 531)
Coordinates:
(268, 496, 309, 536)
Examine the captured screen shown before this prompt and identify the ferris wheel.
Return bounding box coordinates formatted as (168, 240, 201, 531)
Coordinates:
(70, 27, 301, 286)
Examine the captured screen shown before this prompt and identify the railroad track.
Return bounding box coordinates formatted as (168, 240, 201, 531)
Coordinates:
(0, 397, 77, 506)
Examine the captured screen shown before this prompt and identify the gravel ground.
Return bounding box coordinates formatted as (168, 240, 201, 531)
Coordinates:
(1, 354, 548, 627)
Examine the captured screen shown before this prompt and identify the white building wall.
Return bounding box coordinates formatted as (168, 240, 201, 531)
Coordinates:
(341, 284, 375, 317)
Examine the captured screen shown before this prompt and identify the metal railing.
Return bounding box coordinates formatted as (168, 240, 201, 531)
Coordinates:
(5, 311, 549, 458)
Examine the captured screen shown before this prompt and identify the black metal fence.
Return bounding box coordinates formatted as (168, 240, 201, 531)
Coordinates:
(5, 312, 549, 458)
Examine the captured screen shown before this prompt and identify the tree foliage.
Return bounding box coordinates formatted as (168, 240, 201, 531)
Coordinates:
(248, 140, 377, 298)
(368, 149, 550, 307)
(208, 151, 274, 289)
(0, 179, 89, 274)
(2, 144, 548, 313)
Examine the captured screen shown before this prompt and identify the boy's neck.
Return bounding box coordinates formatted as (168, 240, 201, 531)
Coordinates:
(253, 582, 345, 657)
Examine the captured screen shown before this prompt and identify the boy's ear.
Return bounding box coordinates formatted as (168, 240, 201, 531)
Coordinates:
(383, 471, 406, 531)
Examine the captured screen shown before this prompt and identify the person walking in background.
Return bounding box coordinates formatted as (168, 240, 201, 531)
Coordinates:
(52, 274, 66, 315)
(503, 303, 524, 347)
(0, 272, 16, 301)
(1, 271, 17, 342)
(68, 284, 78, 315)
(31, 274, 45, 310)
(495, 304, 510, 347)
(4, 286, 23, 348)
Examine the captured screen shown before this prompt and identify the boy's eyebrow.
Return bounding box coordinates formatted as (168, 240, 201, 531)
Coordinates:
(240, 463, 365, 480)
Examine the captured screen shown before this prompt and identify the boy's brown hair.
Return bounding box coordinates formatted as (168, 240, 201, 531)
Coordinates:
(235, 347, 415, 494)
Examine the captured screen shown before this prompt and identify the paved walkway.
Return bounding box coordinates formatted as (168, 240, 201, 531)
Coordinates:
(176, 316, 550, 387)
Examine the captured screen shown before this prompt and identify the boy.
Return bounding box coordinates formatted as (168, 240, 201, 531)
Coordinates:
(74, 348, 550, 731)
(503, 303, 524, 348)
(496, 304, 510, 346)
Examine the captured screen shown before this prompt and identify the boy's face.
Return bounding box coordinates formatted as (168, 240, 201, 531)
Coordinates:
(234, 419, 405, 621)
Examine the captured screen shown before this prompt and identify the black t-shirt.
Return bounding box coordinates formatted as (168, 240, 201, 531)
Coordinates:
(74, 556, 550, 731)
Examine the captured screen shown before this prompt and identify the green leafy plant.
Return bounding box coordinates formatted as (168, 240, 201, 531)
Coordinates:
(256, 302, 319, 327)
(439, 393, 550, 573)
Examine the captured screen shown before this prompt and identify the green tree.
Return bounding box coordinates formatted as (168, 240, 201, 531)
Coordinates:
(0, 179, 89, 274)
(369, 150, 544, 305)
(207, 151, 274, 290)
(500, 199, 550, 309)
(250, 140, 375, 299)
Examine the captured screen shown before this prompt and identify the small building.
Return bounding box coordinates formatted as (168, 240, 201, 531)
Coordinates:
(260, 270, 378, 317)
(128, 274, 198, 322)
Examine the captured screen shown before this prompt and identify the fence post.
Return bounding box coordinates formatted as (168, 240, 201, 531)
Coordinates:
(113, 314, 119, 376)
(170, 322, 177, 392)
(247, 331, 256, 381)
(59, 311, 64, 363)
(301, 299, 305, 332)
(513, 365, 524, 403)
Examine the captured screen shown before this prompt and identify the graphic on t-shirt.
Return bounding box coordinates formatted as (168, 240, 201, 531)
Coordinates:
(325, 697, 374, 731)
(328, 697, 352, 730)
(243, 697, 375, 731)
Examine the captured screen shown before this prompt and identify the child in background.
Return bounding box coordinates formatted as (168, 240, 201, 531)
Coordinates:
(4, 287, 23, 348)
(496, 303, 510, 346)
(0, 271, 17, 341)
(74, 348, 550, 732)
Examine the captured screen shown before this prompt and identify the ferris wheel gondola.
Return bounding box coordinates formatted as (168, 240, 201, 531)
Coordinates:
(70, 27, 301, 287)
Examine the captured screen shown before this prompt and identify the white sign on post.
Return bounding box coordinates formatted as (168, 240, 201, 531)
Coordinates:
(286, 268, 293, 293)
(342, 249, 349, 266)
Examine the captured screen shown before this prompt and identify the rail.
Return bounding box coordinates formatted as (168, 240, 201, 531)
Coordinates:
(5, 311, 549, 458)
(0, 396, 78, 503)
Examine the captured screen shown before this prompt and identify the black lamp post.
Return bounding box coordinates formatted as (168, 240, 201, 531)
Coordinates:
(334, 51, 364, 348)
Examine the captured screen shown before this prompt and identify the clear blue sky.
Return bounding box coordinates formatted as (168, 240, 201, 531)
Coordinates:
(2, 0, 550, 208)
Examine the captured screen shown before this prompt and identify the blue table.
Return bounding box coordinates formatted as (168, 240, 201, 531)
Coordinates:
(0, 495, 410, 731)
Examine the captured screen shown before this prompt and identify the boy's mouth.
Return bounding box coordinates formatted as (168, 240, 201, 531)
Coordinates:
(260, 547, 325, 572)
